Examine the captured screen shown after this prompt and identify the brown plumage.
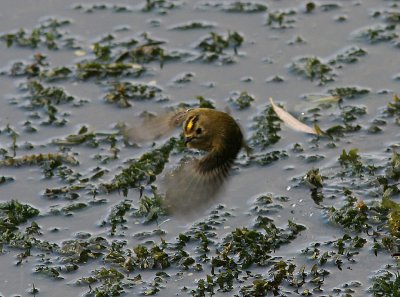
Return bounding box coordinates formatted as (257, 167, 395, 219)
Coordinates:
(126, 108, 244, 217)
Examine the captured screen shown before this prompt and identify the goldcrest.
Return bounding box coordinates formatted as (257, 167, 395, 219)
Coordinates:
(126, 108, 245, 217)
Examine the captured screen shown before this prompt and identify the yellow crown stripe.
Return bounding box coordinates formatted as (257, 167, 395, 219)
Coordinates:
(186, 118, 194, 131)
(185, 115, 199, 132)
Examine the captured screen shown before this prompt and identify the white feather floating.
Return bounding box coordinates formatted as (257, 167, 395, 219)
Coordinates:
(269, 97, 320, 135)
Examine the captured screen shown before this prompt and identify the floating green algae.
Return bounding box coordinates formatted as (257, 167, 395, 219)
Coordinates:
(1, 2, 400, 296)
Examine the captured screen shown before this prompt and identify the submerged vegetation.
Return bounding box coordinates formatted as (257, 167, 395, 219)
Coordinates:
(0, 0, 399, 296)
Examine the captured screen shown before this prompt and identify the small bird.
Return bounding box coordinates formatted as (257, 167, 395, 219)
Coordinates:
(126, 108, 245, 217)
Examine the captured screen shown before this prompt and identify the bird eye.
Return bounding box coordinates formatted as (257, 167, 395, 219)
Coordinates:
(196, 127, 202, 134)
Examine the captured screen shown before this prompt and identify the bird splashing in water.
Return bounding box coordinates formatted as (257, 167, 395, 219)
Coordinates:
(125, 108, 245, 217)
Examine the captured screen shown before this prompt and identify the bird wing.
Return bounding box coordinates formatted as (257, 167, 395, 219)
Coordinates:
(162, 152, 234, 218)
(123, 109, 188, 143)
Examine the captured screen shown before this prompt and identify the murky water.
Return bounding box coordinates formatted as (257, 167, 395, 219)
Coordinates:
(0, 0, 399, 296)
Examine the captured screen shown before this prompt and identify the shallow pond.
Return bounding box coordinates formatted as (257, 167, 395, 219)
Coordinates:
(0, 0, 399, 296)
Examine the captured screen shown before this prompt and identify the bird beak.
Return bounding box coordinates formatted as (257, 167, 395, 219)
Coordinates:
(184, 136, 193, 145)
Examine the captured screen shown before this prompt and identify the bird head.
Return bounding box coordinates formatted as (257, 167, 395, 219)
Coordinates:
(182, 108, 243, 154)
(183, 112, 214, 151)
